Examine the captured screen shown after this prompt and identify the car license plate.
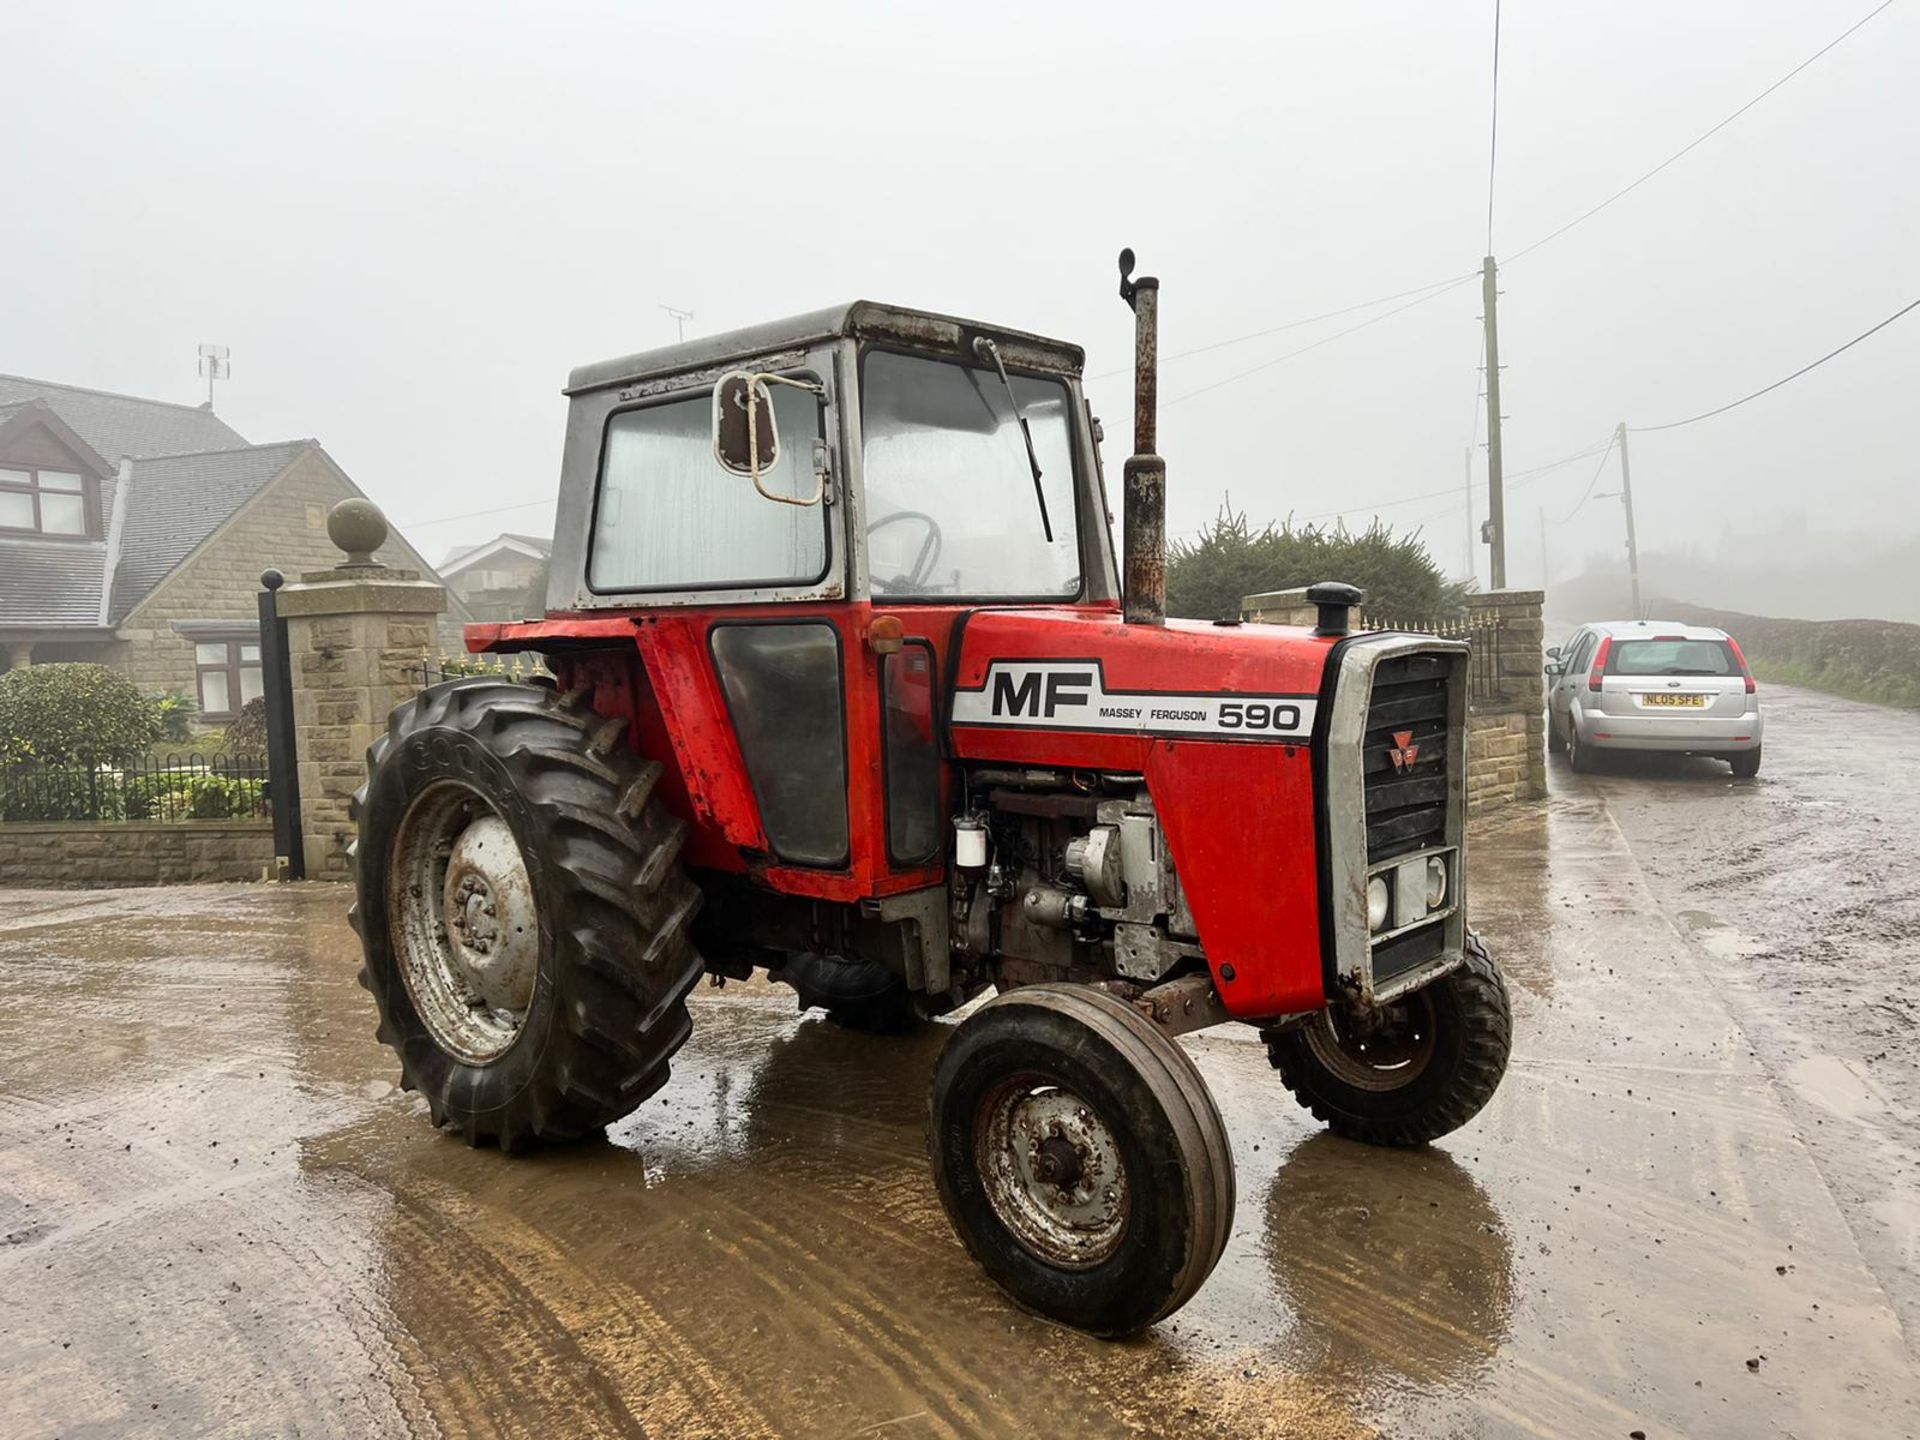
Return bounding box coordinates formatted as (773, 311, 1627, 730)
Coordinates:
(1643, 693, 1707, 708)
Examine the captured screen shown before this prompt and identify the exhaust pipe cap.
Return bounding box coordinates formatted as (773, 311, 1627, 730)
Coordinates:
(1306, 581, 1365, 637)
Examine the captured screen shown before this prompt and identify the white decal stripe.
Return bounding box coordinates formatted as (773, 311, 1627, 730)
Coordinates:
(951, 662, 1316, 739)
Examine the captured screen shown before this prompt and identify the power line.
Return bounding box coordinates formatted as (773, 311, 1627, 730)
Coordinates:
(1507, 0, 1898, 264)
(1087, 272, 1472, 380)
(401, 496, 556, 529)
(1631, 296, 1920, 433)
(1556, 432, 1620, 522)
(1486, 0, 1503, 253)
(1165, 275, 1479, 406)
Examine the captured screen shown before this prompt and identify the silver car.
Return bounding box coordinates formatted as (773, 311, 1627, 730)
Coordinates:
(1546, 621, 1763, 777)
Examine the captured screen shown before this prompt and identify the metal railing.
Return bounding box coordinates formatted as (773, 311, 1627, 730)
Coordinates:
(416, 654, 550, 689)
(1361, 612, 1503, 705)
(0, 752, 271, 824)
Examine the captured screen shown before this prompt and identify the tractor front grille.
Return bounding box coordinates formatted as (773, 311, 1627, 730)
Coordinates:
(1362, 652, 1453, 864)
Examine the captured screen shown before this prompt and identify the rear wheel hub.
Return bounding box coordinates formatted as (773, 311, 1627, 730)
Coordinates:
(391, 784, 539, 1065)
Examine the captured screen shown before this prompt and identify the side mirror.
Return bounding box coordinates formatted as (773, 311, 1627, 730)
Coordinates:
(1544, 661, 1564, 677)
(1545, 645, 1562, 660)
(713, 371, 779, 479)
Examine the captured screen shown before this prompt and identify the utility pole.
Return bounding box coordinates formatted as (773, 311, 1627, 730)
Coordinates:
(1463, 447, 1476, 587)
(1616, 421, 1641, 618)
(1481, 255, 1506, 589)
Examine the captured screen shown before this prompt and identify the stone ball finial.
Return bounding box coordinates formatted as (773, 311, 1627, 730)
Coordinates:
(327, 498, 389, 567)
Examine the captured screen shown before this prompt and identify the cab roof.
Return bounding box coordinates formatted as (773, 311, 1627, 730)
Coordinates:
(1582, 620, 1731, 642)
(564, 301, 1086, 396)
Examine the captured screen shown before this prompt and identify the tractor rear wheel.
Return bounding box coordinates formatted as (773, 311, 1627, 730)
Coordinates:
(1266, 931, 1510, 1147)
(349, 678, 703, 1150)
(928, 984, 1235, 1335)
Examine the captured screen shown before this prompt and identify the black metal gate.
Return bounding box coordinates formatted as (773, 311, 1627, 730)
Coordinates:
(258, 569, 304, 879)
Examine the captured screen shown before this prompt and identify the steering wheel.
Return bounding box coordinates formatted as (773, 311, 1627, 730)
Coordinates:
(868, 510, 944, 594)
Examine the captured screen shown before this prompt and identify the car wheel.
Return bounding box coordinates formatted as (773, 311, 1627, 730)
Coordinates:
(1566, 719, 1592, 773)
(1546, 709, 1567, 753)
(1729, 747, 1761, 779)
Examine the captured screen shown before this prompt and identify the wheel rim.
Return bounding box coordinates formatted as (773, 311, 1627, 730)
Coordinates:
(974, 1075, 1130, 1268)
(1304, 992, 1438, 1092)
(388, 781, 540, 1064)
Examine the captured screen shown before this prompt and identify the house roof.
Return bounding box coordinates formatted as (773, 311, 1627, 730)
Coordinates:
(0, 375, 247, 461)
(439, 531, 553, 575)
(0, 540, 110, 628)
(108, 441, 311, 621)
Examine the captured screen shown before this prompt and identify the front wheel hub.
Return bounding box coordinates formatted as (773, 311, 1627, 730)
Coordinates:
(977, 1081, 1129, 1268)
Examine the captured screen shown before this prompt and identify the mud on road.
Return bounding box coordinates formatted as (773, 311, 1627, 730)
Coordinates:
(2, 690, 1918, 1438)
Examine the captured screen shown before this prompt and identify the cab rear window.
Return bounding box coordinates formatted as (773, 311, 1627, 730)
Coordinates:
(1607, 639, 1736, 676)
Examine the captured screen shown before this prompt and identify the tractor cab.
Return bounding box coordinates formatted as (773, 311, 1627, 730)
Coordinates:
(544, 303, 1118, 614)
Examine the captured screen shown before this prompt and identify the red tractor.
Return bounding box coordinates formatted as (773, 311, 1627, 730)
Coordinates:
(350, 252, 1511, 1335)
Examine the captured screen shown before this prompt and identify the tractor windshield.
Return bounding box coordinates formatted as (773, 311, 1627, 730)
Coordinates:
(861, 350, 1080, 599)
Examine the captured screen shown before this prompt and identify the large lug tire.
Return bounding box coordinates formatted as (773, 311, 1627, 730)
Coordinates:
(768, 950, 918, 1034)
(928, 984, 1235, 1336)
(1728, 746, 1762, 779)
(348, 678, 703, 1151)
(1267, 931, 1510, 1148)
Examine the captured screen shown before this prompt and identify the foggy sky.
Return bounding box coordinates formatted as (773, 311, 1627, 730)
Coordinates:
(5, 1, 1913, 592)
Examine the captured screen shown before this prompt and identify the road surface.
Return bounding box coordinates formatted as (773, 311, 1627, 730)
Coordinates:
(1, 681, 1916, 1437)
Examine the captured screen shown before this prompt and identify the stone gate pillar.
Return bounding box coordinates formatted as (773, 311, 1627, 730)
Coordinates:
(274, 499, 446, 881)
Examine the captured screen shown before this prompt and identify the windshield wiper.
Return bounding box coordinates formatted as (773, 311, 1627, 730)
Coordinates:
(972, 336, 1053, 543)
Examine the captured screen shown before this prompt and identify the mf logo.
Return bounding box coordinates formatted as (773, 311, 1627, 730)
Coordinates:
(1388, 730, 1422, 772)
(992, 668, 1094, 718)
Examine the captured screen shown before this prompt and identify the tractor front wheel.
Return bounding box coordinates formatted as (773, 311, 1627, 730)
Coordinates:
(1266, 932, 1510, 1147)
(928, 985, 1235, 1335)
(350, 678, 704, 1150)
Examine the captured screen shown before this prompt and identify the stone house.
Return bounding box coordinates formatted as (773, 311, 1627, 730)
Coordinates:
(438, 532, 550, 624)
(0, 374, 466, 727)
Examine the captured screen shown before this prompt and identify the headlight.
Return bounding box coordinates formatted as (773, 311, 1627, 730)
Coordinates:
(1366, 876, 1390, 932)
(1425, 855, 1448, 909)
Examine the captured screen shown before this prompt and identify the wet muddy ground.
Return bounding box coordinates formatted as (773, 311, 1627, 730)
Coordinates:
(2, 682, 1917, 1437)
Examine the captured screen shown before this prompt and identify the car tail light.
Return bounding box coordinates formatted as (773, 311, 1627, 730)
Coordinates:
(1726, 636, 1757, 694)
(1587, 636, 1612, 692)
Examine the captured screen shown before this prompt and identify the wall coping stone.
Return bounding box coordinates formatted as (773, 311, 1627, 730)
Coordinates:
(276, 575, 447, 618)
(0, 820, 273, 835)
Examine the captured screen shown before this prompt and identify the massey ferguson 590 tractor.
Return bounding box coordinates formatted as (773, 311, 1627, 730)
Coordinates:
(350, 252, 1512, 1335)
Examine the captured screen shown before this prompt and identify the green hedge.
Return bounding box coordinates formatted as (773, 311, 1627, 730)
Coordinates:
(1664, 604, 1920, 710)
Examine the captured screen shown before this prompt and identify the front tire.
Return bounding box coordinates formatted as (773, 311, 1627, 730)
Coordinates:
(929, 984, 1235, 1335)
(350, 678, 704, 1150)
(1267, 932, 1510, 1147)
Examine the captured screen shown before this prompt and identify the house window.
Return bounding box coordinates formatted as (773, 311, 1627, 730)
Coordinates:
(195, 637, 263, 719)
(0, 467, 90, 537)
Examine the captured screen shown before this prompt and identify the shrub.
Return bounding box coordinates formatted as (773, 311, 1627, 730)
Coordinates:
(0, 665, 164, 765)
(1166, 508, 1469, 623)
(223, 696, 269, 755)
(152, 692, 198, 745)
(0, 766, 127, 823)
(123, 769, 266, 820)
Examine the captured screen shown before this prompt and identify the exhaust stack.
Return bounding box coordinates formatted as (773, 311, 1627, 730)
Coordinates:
(1118, 248, 1165, 626)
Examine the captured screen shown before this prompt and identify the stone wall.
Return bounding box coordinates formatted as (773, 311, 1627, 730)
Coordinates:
(1241, 586, 1548, 814)
(111, 450, 467, 707)
(0, 821, 274, 887)
(279, 562, 447, 881)
(1461, 589, 1548, 813)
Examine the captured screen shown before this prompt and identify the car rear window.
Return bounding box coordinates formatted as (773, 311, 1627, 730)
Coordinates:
(1607, 639, 1737, 677)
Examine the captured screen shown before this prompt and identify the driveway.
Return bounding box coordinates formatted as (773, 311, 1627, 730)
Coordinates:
(2, 699, 1916, 1437)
